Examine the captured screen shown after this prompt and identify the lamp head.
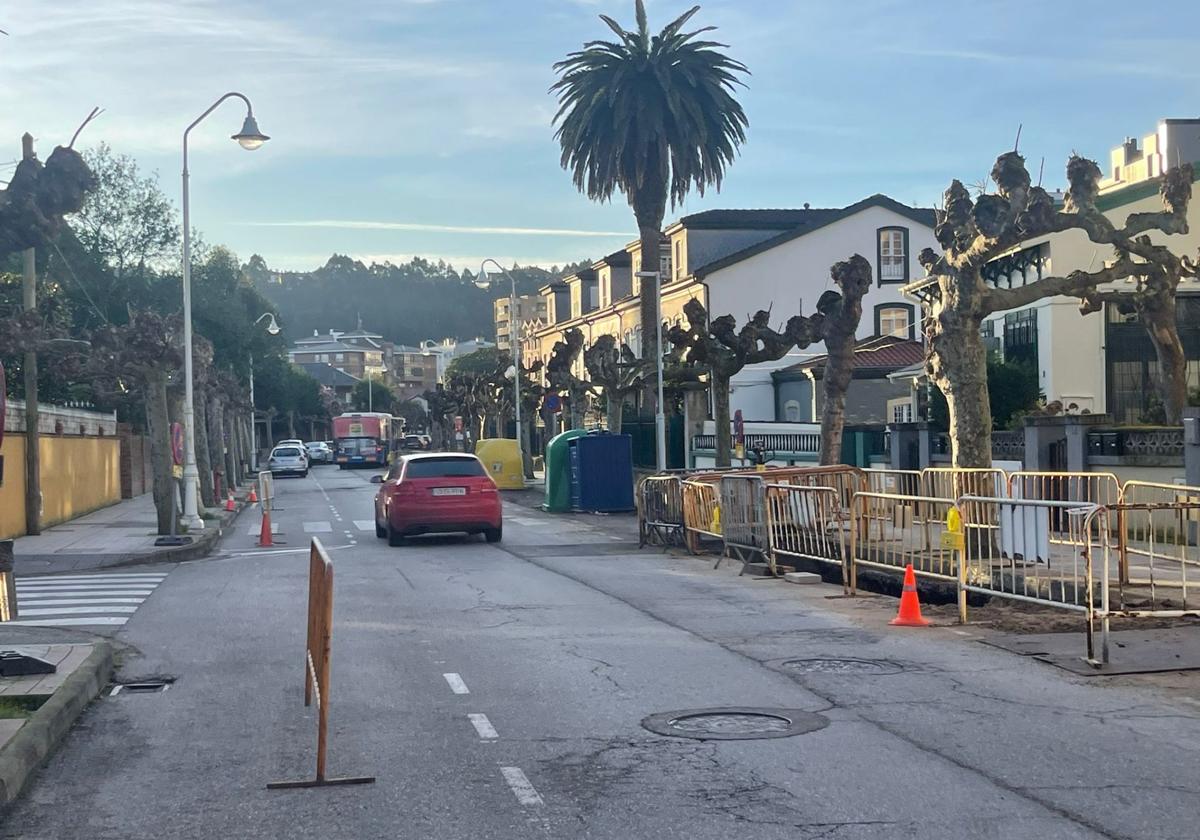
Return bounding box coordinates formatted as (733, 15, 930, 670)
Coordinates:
(474, 272, 492, 290)
(232, 113, 269, 150)
(265, 313, 281, 335)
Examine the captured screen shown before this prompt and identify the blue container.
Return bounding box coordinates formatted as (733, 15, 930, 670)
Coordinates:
(568, 433, 635, 513)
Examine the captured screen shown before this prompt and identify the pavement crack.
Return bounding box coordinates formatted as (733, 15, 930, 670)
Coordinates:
(562, 643, 624, 693)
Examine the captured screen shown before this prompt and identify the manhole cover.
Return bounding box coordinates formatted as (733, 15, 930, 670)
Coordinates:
(641, 707, 828, 741)
(779, 658, 904, 676)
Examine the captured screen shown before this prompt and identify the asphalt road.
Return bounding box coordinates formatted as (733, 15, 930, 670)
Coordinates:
(3, 466, 1199, 839)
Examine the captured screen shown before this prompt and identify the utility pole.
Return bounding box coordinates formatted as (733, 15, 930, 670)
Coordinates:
(21, 132, 41, 535)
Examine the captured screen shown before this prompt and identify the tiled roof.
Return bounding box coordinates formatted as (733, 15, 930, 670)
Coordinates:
(693, 196, 937, 279)
(289, 341, 372, 354)
(676, 207, 845, 231)
(296, 362, 361, 387)
(779, 336, 926, 378)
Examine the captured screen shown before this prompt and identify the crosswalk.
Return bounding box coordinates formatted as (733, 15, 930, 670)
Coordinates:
(9, 571, 169, 628)
(248, 520, 378, 536)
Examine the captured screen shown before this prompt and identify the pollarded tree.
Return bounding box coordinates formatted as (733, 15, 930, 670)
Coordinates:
(918, 153, 1195, 467)
(551, 1, 749, 396)
(0, 139, 95, 259)
(89, 309, 184, 534)
(668, 255, 872, 467)
(583, 334, 643, 433)
(544, 327, 590, 429)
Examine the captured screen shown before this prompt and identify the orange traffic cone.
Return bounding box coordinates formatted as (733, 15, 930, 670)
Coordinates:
(258, 509, 273, 547)
(890, 564, 930, 627)
(224, 491, 236, 512)
(246, 485, 258, 504)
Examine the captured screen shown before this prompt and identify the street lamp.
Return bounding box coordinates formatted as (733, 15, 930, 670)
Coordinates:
(635, 270, 667, 472)
(179, 93, 269, 531)
(248, 312, 281, 470)
(475, 260, 524, 476)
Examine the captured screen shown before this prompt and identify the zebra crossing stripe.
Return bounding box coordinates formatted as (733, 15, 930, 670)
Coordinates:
(11, 570, 168, 629)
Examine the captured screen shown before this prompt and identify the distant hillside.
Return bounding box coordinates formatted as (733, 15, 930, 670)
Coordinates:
(245, 254, 592, 347)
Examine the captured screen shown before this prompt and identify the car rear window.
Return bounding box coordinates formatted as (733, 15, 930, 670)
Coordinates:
(404, 458, 486, 478)
(274, 447, 301, 457)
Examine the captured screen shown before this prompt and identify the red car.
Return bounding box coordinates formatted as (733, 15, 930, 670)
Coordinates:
(374, 453, 503, 546)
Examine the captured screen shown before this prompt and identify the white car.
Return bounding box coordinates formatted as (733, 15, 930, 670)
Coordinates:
(305, 441, 333, 463)
(268, 444, 309, 477)
(278, 439, 304, 448)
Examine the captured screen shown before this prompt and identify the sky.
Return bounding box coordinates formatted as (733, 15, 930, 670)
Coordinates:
(2, 0, 1197, 273)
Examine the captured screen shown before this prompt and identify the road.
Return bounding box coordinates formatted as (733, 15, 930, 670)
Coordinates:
(3, 466, 1199, 839)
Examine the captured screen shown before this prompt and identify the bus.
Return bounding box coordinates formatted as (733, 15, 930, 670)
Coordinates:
(333, 412, 394, 469)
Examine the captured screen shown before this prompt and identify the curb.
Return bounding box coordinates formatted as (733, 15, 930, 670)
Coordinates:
(16, 502, 245, 577)
(0, 642, 114, 806)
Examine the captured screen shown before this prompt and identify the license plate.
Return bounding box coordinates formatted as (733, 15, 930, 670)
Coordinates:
(432, 487, 467, 496)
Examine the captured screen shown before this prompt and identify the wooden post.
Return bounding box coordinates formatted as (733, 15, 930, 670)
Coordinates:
(21, 132, 41, 536)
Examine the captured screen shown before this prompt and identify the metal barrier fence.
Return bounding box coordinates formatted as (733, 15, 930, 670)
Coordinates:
(776, 465, 866, 514)
(268, 538, 375, 790)
(638, 475, 686, 549)
(848, 492, 958, 593)
(1116, 481, 1200, 584)
(765, 484, 847, 587)
(682, 474, 725, 553)
(1008, 471, 1120, 507)
(956, 495, 1099, 619)
(866, 469, 923, 498)
(1084, 503, 1200, 664)
(920, 468, 1006, 521)
(718, 475, 769, 572)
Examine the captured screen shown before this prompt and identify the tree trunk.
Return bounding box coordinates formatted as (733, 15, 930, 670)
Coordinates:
(606, 394, 625, 435)
(287, 410, 296, 439)
(207, 395, 225, 494)
(569, 388, 587, 430)
(224, 411, 238, 491)
(819, 359, 854, 466)
(934, 328, 993, 469)
(713, 372, 732, 468)
(145, 374, 175, 535)
(194, 387, 214, 508)
(1143, 302, 1187, 424)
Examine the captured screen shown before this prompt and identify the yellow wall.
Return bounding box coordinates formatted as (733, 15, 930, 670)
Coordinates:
(0, 435, 27, 540)
(0, 433, 121, 539)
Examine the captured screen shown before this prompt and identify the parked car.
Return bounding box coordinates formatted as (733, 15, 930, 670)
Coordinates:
(418, 434, 432, 450)
(268, 444, 309, 477)
(400, 434, 425, 451)
(278, 438, 304, 448)
(305, 441, 333, 464)
(374, 453, 502, 546)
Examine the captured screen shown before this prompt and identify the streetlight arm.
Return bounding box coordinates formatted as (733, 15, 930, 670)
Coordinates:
(183, 92, 255, 173)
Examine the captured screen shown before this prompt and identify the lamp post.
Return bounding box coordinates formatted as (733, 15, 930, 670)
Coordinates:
(179, 93, 269, 530)
(248, 312, 281, 470)
(475, 260, 524, 476)
(635, 270, 666, 472)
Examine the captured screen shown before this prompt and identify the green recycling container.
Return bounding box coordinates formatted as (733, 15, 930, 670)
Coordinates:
(542, 428, 588, 512)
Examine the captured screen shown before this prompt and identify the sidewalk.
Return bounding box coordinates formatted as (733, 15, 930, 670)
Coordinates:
(10, 493, 240, 577)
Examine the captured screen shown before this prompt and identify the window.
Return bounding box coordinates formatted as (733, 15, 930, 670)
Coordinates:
(335, 353, 344, 362)
(876, 305, 912, 339)
(877, 227, 908, 283)
(1003, 308, 1038, 365)
(674, 240, 682, 281)
(889, 399, 914, 424)
(404, 457, 486, 478)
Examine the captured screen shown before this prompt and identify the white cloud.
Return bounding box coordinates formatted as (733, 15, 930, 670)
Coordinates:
(241, 220, 630, 237)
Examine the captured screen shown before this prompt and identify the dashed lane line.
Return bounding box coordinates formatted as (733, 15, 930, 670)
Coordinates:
(467, 714, 498, 740)
(442, 673, 470, 695)
(500, 767, 543, 806)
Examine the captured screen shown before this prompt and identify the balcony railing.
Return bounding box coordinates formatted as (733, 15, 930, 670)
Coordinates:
(880, 258, 906, 281)
(692, 432, 821, 454)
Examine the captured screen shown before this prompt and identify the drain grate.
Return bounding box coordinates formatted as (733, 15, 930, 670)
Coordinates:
(642, 707, 828, 741)
(111, 678, 174, 696)
(778, 658, 905, 676)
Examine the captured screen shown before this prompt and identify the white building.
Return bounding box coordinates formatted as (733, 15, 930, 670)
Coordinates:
(676, 196, 938, 419)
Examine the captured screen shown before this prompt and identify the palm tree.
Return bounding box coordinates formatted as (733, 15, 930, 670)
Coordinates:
(551, 1, 749, 381)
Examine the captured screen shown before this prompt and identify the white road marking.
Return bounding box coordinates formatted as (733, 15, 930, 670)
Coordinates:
(16, 587, 155, 596)
(500, 767, 543, 806)
(12, 598, 146, 606)
(467, 713, 498, 739)
(247, 522, 281, 535)
(353, 520, 376, 531)
(7, 616, 129, 627)
(17, 606, 140, 616)
(442, 673, 469, 695)
(303, 521, 333, 533)
(14, 574, 165, 584)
